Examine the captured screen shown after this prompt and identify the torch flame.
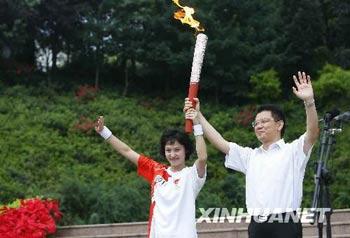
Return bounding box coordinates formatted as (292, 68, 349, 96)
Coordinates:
(172, 0, 204, 32)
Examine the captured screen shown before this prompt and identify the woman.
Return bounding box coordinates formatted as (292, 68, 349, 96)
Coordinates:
(94, 108, 207, 238)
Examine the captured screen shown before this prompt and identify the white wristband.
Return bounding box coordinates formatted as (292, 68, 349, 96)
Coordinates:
(98, 126, 112, 140)
(193, 124, 203, 136)
(304, 99, 315, 108)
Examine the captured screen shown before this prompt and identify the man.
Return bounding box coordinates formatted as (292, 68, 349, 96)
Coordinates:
(184, 71, 319, 238)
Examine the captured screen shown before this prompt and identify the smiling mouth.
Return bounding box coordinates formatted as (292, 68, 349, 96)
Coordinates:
(256, 132, 265, 138)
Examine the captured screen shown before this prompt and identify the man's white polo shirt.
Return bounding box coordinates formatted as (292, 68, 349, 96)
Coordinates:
(225, 134, 313, 216)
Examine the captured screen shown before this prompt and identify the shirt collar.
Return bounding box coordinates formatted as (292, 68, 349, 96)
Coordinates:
(258, 138, 285, 152)
(275, 138, 285, 148)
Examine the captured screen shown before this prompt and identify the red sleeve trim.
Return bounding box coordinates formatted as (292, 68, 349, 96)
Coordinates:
(137, 155, 159, 183)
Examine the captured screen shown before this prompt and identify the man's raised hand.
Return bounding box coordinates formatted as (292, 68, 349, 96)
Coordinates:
(292, 71, 314, 101)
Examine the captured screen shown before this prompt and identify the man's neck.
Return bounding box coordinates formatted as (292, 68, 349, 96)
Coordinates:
(262, 137, 282, 150)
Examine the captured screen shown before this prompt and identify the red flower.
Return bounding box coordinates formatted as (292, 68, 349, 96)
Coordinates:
(0, 198, 62, 238)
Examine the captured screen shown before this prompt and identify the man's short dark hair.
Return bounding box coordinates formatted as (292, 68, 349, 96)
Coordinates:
(256, 104, 286, 137)
(160, 128, 194, 160)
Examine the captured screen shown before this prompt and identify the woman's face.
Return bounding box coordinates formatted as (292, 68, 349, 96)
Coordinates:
(164, 140, 186, 170)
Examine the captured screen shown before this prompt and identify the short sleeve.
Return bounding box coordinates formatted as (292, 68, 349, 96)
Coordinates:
(224, 142, 253, 174)
(137, 155, 160, 184)
(191, 165, 206, 197)
(291, 133, 313, 169)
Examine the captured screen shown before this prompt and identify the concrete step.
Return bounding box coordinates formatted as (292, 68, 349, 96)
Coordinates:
(304, 222, 350, 236)
(325, 209, 350, 222)
(197, 222, 350, 238)
(55, 209, 350, 238)
(57, 235, 146, 238)
(56, 222, 148, 237)
(305, 235, 350, 238)
(55, 224, 350, 238)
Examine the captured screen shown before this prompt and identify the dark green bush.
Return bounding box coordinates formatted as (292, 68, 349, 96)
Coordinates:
(0, 83, 349, 224)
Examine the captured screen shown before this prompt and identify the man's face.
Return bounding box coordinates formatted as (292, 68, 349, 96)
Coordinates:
(253, 110, 283, 144)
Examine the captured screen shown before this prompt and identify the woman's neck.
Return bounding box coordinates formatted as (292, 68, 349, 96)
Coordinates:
(170, 164, 185, 172)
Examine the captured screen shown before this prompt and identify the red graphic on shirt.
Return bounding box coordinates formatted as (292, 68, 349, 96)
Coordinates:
(137, 155, 171, 238)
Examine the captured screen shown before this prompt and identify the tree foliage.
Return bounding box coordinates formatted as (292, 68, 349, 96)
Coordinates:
(0, 0, 350, 225)
(0, 80, 349, 224)
(313, 64, 350, 109)
(249, 69, 281, 103)
(1, 0, 348, 102)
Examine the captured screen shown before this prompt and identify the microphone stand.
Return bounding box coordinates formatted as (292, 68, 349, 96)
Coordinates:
(311, 113, 342, 238)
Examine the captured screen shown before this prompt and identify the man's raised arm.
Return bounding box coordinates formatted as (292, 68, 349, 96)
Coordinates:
(292, 71, 319, 154)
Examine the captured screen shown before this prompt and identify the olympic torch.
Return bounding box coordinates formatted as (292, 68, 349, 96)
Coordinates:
(172, 0, 208, 133)
(185, 33, 208, 133)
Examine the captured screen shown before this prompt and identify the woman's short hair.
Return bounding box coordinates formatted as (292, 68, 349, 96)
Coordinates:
(160, 128, 194, 160)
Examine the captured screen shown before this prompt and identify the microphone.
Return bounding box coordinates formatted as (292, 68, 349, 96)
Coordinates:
(333, 111, 350, 122)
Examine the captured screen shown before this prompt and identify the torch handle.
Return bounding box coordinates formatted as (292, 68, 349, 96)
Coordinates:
(185, 83, 199, 133)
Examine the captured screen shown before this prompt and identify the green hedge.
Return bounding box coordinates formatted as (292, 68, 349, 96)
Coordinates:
(0, 78, 349, 225)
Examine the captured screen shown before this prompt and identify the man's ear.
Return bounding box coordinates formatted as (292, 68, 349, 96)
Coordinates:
(278, 120, 284, 132)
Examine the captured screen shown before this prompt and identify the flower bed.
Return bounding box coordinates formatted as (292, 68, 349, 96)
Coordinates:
(0, 198, 62, 238)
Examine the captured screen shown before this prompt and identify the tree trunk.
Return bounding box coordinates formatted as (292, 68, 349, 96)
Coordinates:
(95, 64, 100, 89)
(319, 0, 332, 50)
(67, 44, 71, 64)
(46, 49, 51, 86)
(122, 59, 130, 97)
(163, 64, 170, 96)
(94, 45, 101, 89)
(51, 43, 58, 72)
(215, 83, 219, 104)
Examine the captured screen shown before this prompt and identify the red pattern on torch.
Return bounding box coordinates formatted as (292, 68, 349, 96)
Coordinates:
(185, 83, 199, 133)
(185, 33, 208, 133)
